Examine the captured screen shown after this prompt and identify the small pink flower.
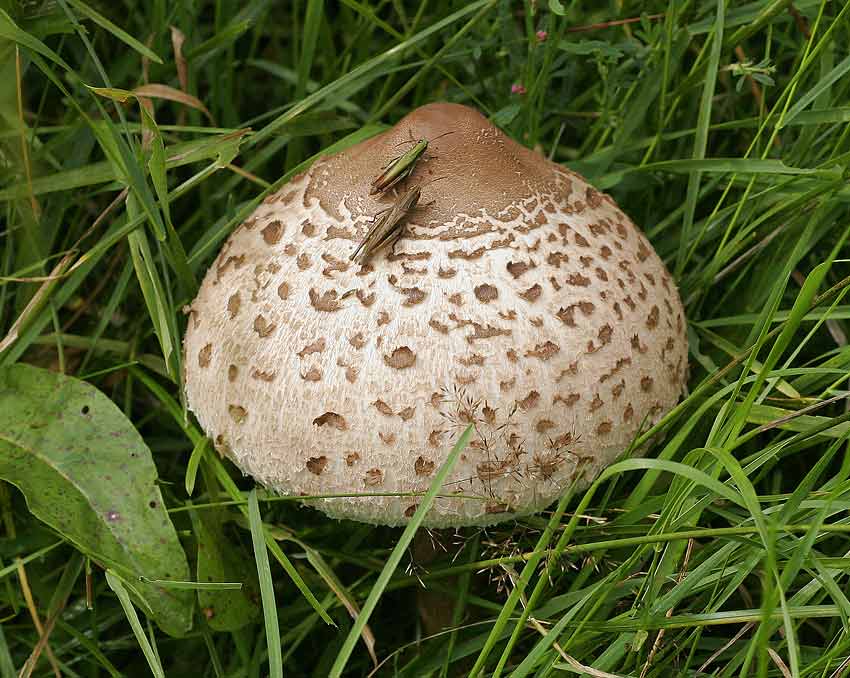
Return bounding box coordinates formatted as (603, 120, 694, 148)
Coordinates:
(511, 83, 527, 95)
(536, 30, 548, 42)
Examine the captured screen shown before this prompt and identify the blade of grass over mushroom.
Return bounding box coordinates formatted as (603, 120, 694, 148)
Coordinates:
(105, 570, 165, 678)
(475, 483, 581, 677)
(247, 489, 283, 678)
(185, 436, 210, 496)
(328, 424, 474, 678)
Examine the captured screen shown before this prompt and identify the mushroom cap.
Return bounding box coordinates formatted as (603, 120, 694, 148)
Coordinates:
(183, 103, 688, 527)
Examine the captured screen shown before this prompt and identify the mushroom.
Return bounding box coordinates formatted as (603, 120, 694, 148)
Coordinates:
(183, 102, 688, 527)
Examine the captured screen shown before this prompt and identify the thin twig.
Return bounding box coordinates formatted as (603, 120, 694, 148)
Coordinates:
(698, 622, 755, 673)
(15, 560, 61, 678)
(768, 648, 793, 678)
(566, 13, 664, 33)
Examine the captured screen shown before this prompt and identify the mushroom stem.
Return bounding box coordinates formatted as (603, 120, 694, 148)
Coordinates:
(413, 529, 459, 638)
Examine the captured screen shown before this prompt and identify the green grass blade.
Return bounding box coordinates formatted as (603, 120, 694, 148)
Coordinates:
(675, 0, 724, 276)
(105, 570, 166, 678)
(248, 489, 283, 678)
(65, 0, 163, 64)
(327, 424, 474, 678)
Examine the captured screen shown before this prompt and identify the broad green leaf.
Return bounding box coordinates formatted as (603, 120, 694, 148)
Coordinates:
(190, 504, 259, 631)
(0, 364, 192, 635)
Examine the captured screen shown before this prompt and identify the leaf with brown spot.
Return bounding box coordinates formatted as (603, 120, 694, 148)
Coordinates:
(398, 406, 415, 421)
(228, 365, 238, 382)
(277, 282, 290, 300)
(363, 468, 383, 486)
(345, 452, 360, 466)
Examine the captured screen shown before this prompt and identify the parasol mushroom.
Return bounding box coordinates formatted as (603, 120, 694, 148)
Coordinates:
(182, 102, 688, 527)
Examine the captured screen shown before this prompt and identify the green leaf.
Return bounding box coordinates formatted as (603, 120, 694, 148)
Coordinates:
(548, 0, 568, 15)
(557, 39, 624, 60)
(185, 436, 209, 496)
(65, 0, 164, 64)
(189, 503, 259, 631)
(781, 53, 850, 128)
(0, 364, 192, 636)
(0, 9, 72, 71)
(491, 103, 521, 127)
(105, 570, 166, 678)
(86, 85, 135, 102)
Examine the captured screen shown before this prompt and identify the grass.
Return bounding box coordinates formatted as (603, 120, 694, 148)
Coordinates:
(1, 0, 850, 676)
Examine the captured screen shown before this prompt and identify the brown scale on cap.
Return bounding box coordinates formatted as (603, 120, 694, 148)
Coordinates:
(183, 102, 689, 528)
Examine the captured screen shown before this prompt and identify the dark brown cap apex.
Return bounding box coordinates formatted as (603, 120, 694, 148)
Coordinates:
(306, 102, 570, 227)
